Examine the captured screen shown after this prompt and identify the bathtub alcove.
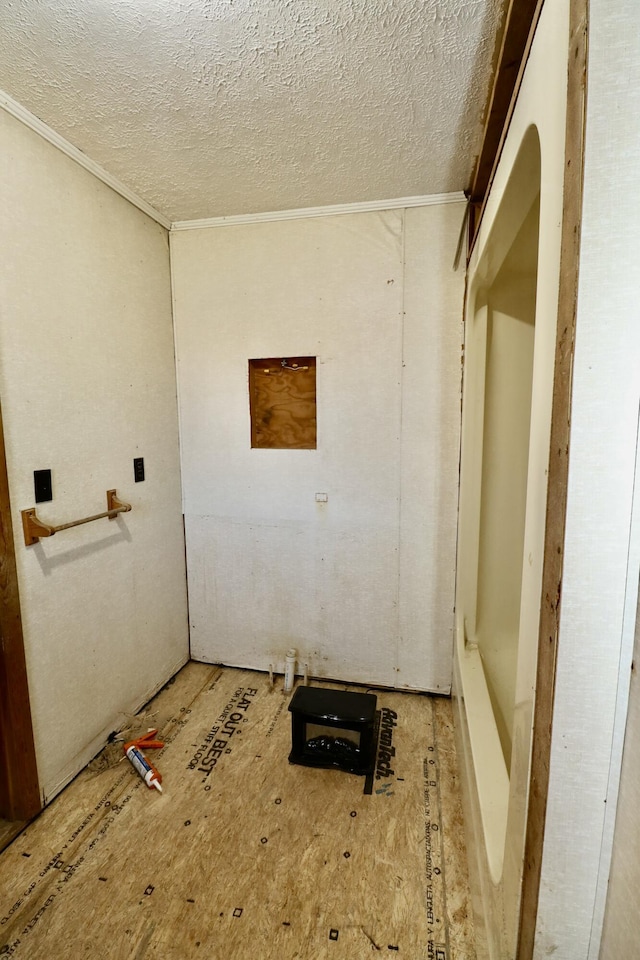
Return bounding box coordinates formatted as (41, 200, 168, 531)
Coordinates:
(455, 124, 549, 958)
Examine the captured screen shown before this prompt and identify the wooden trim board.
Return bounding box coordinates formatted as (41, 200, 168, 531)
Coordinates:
(0, 402, 41, 822)
(516, 0, 588, 955)
(468, 0, 544, 248)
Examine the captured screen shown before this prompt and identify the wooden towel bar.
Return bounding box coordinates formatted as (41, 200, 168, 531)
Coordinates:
(21, 489, 131, 546)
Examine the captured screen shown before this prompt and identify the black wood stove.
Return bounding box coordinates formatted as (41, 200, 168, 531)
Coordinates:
(288, 685, 377, 776)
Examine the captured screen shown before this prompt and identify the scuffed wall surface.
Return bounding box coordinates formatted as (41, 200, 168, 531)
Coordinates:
(0, 110, 189, 801)
(398, 206, 465, 687)
(0, 0, 503, 221)
(600, 583, 640, 959)
(533, 0, 640, 956)
(172, 204, 464, 691)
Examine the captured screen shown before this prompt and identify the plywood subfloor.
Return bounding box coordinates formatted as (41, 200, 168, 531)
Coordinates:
(0, 664, 475, 959)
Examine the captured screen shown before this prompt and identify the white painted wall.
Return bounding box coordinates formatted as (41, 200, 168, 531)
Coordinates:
(454, 1, 640, 956)
(172, 204, 464, 691)
(599, 580, 640, 959)
(532, 0, 640, 957)
(0, 108, 189, 803)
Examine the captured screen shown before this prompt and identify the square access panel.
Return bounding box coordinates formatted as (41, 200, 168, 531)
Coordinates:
(248, 357, 316, 449)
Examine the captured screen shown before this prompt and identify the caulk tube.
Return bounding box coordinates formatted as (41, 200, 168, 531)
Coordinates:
(125, 745, 163, 793)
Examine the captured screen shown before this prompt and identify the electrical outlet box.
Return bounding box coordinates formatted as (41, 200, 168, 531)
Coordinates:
(133, 458, 145, 482)
(34, 469, 52, 503)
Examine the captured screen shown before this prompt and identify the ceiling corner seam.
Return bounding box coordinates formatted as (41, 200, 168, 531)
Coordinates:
(0, 87, 171, 230)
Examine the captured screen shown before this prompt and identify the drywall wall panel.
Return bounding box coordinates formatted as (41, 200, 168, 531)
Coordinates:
(532, 0, 640, 956)
(398, 205, 464, 692)
(174, 212, 403, 686)
(599, 578, 640, 960)
(0, 108, 189, 801)
(173, 207, 464, 689)
(186, 517, 399, 685)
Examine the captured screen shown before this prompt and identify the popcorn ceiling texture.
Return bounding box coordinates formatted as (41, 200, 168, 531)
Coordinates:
(0, 0, 503, 222)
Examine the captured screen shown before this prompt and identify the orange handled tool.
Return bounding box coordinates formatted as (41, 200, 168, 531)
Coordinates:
(123, 729, 164, 793)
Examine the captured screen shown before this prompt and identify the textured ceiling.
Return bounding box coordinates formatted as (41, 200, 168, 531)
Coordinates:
(0, 0, 503, 222)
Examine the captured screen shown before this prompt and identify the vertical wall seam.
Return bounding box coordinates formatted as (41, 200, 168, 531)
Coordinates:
(396, 207, 407, 685)
(168, 232, 186, 515)
(168, 233, 192, 655)
(587, 402, 640, 958)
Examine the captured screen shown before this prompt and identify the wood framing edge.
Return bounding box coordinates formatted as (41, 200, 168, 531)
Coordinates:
(468, 0, 544, 250)
(516, 0, 588, 956)
(0, 401, 41, 820)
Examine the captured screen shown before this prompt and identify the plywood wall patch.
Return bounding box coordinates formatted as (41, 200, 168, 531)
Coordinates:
(248, 357, 317, 449)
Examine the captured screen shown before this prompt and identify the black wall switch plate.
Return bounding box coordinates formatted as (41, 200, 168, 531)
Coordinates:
(133, 458, 145, 482)
(34, 469, 52, 503)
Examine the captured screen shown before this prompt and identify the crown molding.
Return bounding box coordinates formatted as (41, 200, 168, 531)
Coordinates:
(0, 88, 171, 230)
(2, 86, 465, 232)
(171, 192, 466, 231)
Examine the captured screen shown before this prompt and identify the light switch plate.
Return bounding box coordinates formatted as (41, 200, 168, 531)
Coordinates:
(34, 469, 52, 503)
